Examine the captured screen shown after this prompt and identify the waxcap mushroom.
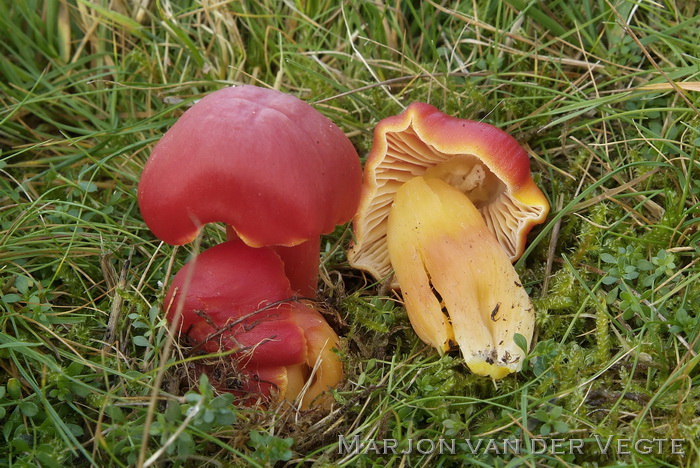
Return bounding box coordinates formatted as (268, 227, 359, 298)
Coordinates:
(348, 102, 549, 287)
(165, 240, 343, 409)
(139, 85, 362, 294)
(139, 85, 362, 247)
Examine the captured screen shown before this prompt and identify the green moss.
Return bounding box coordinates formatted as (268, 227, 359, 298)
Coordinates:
(594, 296, 612, 366)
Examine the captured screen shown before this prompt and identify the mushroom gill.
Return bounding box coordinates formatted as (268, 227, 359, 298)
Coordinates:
(349, 103, 549, 289)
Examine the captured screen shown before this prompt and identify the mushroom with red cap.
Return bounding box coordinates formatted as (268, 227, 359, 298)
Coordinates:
(138, 85, 362, 296)
(139, 85, 360, 406)
(166, 240, 343, 409)
(348, 103, 549, 379)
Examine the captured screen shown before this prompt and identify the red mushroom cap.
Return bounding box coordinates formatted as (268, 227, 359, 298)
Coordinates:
(166, 240, 343, 408)
(138, 85, 362, 248)
(165, 240, 307, 367)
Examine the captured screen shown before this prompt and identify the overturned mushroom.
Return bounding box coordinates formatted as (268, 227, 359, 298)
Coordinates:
(349, 103, 549, 378)
(166, 241, 343, 409)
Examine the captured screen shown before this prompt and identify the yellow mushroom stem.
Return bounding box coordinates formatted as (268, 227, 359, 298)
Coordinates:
(386, 176, 534, 379)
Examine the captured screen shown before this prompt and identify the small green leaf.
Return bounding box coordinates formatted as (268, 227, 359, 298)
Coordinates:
(513, 333, 528, 353)
(202, 409, 215, 424)
(2, 294, 21, 304)
(177, 431, 195, 456)
(11, 436, 31, 452)
(602, 276, 618, 285)
(623, 271, 639, 280)
(105, 405, 125, 423)
(216, 411, 235, 426)
(3, 419, 13, 440)
(553, 421, 569, 433)
(69, 383, 91, 398)
(67, 423, 84, 437)
(78, 181, 98, 193)
(600, 253, 617, 264)
(7, 378, 21, 400)
(132, 335, 150, 347)
(550, 406, 563, 418)
(149, 305, 159, 323)
(210, 393, 234, 409)
(15, 275, 31, 295)
(165, 402, 181, 423)
(19, 401, 39, 417)
(66, 361, 84, 376)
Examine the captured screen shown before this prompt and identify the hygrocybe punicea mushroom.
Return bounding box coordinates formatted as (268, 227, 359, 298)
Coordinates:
(165, 241, 343, 409)
(139, 85, 362, 297)
(139, 85, 361, 408)
(349, 103, 549, 379)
